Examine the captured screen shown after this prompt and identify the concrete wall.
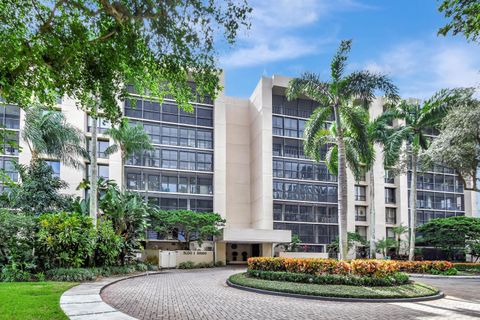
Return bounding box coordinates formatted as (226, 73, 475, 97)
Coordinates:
(249, 77, 274, 230)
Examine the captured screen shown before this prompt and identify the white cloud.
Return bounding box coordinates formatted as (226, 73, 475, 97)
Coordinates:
(363, 40, 480, 99)
(220, 0, 370, 68)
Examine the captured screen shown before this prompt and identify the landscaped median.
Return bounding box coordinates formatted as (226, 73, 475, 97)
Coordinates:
(226, 257, 445, 301)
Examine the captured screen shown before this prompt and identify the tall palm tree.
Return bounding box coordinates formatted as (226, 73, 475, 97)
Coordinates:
(104, 118, 153, 188)
(286, 40, 399, 260)
(22, 107, 88, 167)
(381, 89, 468, 260)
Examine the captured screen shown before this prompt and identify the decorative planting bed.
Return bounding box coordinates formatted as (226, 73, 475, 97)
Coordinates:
(226, 257, 445, 301)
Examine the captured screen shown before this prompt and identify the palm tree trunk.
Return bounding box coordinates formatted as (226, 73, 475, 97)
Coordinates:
(334, 106, 348, 260)
(89, 104, 98, 228)
(408, 152, 418, 261)
(369, 169, 376, 258)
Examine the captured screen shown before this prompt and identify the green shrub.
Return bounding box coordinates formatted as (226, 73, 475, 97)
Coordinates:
(45, 268, 98, 282)
(37, 212, 96, 269)
(94, 220, 123, 267)
(145, 255, 159, 266)
(135, 263, 148, 272)
(214, 261, 224, 267)
(246, 270, 410, 287)
(1, 262, 33, 282)
(443, 268, 458, 275)
(453, 263, 480, 273)
(178, 261, 195, 269)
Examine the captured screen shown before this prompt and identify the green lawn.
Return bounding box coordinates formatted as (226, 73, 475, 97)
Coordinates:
(229, 273, 439, 299)
(0, 282, 78, 320)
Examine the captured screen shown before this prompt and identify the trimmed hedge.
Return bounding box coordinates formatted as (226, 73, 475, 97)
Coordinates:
(248, 258, 457, 278)
(45, 264, 146, 282)
(453, 263, 480, 273)
(247, 269, 410, 287)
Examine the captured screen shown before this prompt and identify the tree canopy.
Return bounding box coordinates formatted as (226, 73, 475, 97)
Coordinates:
(417, 216, 480, 259)
(424, 89, 480, 191)
(0, 0, 251, 121)
(150, 209, 225, 247)
(438, 0, 480, 42)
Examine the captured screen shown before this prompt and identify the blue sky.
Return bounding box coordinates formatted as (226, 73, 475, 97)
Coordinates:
(217, 0, 480, 99)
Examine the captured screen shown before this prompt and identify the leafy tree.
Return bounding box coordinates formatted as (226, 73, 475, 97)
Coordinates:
(0, 0, 251, 225)
(424, 89, 480, 191)
(99, 185, 150, 264)
(0, 209, 36, 268)
(286, 40, 399, 259)
(36, 212, 96, 269)
(417, 216, 480, 261)
(104, 118, 153, 188)
(375, 238, 396, 257)
(150, 209, 225, 249)
(0, 161, 73, 214)
(22, 107, 88, 167)
(381, 89, 470, 260)
(438, 0, 480, 42)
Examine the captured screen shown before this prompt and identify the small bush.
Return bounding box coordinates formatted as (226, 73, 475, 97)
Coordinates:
(453, 263, 480, 273)
(178, 261, 196, 269)
(1, 262, 33, 282)
(214, 261, 224, 267)
(145, 255, 159, 266)
(135, 263, 148, 272)
(94, 220, 123, 267)
(46, 268, 98, 282)
(246, 270, 410, 287)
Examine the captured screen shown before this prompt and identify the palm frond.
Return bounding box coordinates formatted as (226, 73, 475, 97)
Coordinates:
(340, 71, 400, 108)
(330, 39, 352, 83)
(325, 144, 338, 176)
(286, 72, 332, 105)
(340, 104, 371, 165)
(303, 106, 334, 161)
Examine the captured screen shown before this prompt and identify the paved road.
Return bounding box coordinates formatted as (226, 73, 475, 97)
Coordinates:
(101, 267, 480, 320)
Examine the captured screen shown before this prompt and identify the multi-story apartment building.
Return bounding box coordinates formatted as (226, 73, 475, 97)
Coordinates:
(2, 74, 478, 263)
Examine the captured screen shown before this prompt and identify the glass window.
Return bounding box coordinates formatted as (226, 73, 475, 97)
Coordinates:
(355, 226, 367, 241)
(386, 227, 395, 239)
(161, 175, 178, 192)
(178, 127, 195, 147)
(385, 208, 396, 224)
(273, 160, 283, 178)
(384, 188, 396, 204)
(161, 103, 178, 123)
(2, 132, 19, 155)
(179, 108, 196, 125)
(144, 123, 161, 144)
(355, 185, 366, 201)
(434, 174, 445, 191)
(197, 176, 213, 194)
(179, 151, 196, 170)
(284, 161, 298, 179)
(299, 162, 313, 180)
(143, 100, 161, 121)
(88, 116, 111, 133)
(384, 169, 395, 184)
(355, 206, 367, 221)
(178, 176, 189, 193)
(126, 171, 142, 190)
(197, 129, 213, 149)
(273, 204, 283, 221)
(273, 181, 283, 199)
(161, 125, 178, 146)
(45, 160, 60, 178)
(87, 164, 109, 179)
(284, 118, 298, 137)
(197, 108, 213, 127)
(3, 105, 20, 129)
(196, 152, 213, 171)
(161, 149, 178, 169)
(88, 139, 109, 158)
(124, 99, 142, 118)
(147, 174, 160, 191)
(272, 116, 283, 136)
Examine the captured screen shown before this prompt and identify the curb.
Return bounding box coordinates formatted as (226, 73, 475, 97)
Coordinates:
(408, 273, 480, 280)
(226, 280, 445, 303)
(60, 271, 162, 319)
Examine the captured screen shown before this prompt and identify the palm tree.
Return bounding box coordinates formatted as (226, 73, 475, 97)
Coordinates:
(22, 107, 88, 167)
(104, 118, 153, 188)
(392, 224, 408, 257)
(286, 40, 399, 260)
(381, 89, 468, 260)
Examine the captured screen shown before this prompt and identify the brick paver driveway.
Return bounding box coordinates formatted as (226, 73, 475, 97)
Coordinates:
(101, 267, 480, 320)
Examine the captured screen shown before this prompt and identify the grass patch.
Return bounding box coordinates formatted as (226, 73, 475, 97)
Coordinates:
(0, 282, 78, 320)
(229, 273, 439, 299)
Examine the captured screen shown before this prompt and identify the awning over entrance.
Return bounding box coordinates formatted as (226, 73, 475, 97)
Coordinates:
(218, 228, 291, 243)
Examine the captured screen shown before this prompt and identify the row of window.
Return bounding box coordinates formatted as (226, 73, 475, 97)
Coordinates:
(130, 121, 213, 149)
(273, 180, 338, 203)
(273, 203, 338, 223)
(126, 83, 214, 105)
(273, 159, 337, 182)
(416, 211, 464, 226)
(125, 99, 213, 127)
(126, 170, 213, 195)
(127, 148, 213, 172)
(273, 137, 331, 160)
(273, 116, 307, 138)
(272, 95, 332, 119)
(0, 157, 17, 181)
(147, 196, 213, 212)
(274, 222, 339, 245)
(354, 206, 397, 224)
(408, 172, 464, 193)
(413, 191, 464, 211)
